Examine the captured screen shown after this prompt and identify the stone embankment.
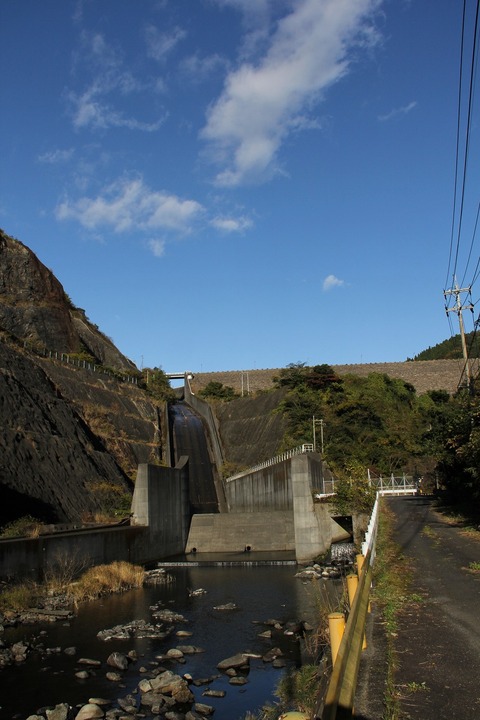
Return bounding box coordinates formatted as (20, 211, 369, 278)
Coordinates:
(190, 359, 466, 397)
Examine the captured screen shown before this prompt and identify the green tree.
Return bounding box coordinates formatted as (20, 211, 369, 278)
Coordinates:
(199, 381, 237, 401)
(273, 362, 309, 389)
(142, 368, 176, 402)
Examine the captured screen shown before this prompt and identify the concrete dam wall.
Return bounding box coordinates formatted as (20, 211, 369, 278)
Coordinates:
(187, 452, 350, 563)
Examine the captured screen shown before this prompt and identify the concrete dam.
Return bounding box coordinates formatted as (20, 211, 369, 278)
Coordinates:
(131, 388, 353, 565)
(0, 393, 352, 579)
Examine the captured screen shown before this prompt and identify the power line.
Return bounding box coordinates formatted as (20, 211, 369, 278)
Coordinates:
(446, 0, 480, 290)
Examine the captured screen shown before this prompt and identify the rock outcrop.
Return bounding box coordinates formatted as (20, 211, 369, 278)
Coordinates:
(0, 231, 164, 525)
(0, 230, 134, 370)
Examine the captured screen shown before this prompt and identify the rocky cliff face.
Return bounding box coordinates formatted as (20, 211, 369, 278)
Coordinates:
(0, 230, 134, 370)
(0, 231, 164, 525)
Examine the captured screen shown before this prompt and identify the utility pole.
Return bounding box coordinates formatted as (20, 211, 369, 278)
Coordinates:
(313, 416, 324, 454)
(444, 280, 474, 393)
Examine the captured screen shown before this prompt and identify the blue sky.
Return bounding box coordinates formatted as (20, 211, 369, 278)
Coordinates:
(2, 0, 479, 373)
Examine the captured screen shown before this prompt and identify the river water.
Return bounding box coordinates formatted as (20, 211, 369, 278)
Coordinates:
(0, 560, 342, 720)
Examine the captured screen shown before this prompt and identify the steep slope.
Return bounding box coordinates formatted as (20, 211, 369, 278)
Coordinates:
(0, 229, 134, 370)
(0, 338, 128, 523)
(213, 389, 288, 469)
(0, 231, 165, 526)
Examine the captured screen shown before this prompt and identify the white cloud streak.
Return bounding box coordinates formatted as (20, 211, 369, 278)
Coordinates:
(148, 238, 166, 257)
(201, 0, 381, 186)
(378, 101, 417, 122)
(38, 148, 75, 164)
(210, 215, 252, 232)
(145, 25, 187, 62)
(55, 177, 204, 234)
(323, 274, 344, 291)
(68, 31, 165, 131)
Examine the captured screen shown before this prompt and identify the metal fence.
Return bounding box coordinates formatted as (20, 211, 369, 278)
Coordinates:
(225, 443, 315, 483)
(367, 469, 417, 495)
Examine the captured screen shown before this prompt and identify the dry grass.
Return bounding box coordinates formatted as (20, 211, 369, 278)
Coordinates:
(302, 578, 348, 661)
(69, 560, 145, 603)
(0, 515, 45, 539)
(0, 581, 40, 612)
(0, 560, 145, 613)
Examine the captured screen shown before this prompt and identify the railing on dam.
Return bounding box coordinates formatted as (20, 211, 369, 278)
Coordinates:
(224, 443, 315, 483)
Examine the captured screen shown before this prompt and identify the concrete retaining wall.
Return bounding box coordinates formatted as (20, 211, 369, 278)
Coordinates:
(186, 511, 295, 553)
(225, 461, 292, 512)
(193, 453, 350, 563)
(0, 462, 190, 581)
(131, 461, 190, 550)
(0, 525, 152, 581)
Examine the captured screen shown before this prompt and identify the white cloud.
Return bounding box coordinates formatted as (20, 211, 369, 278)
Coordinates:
(55, 177, 204, 234)
(378, 101, 417, 122)
(210, 215, 253, 232)
(201, 0, 381, 186)
(148, 238, 166, 257)
(323, 274, 345, 291)
(180, 53, 227, 83)
(38, 148, 75, 164)
(68, 31, 165, 131)
(68, 84, 165, 132)
(145, 25, 187, 62)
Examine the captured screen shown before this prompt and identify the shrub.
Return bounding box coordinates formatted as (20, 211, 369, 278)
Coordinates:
(43, 549, 89, 594)
(0, 581, 39, 612)
(0, 515, 45, 539)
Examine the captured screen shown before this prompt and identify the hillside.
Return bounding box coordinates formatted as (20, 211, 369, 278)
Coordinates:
(412, 331, 480, 360)
(0, 228, 474, 527)
(0, 229, 135, 370)
(0, 231, 165, 525)
(190, 358, 469, 397)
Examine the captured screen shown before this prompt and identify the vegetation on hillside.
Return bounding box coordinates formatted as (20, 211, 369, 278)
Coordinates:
(273, 362, 480, 517)
(140, 367, 176, 402)
(198, 380, 238, 401)
(410, 331, 480, 360)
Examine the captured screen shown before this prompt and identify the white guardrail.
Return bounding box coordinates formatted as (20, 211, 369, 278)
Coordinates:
(225, 443, 314, 483)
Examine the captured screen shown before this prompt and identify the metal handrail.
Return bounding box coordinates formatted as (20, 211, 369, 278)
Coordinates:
(224, 443, 314, 483)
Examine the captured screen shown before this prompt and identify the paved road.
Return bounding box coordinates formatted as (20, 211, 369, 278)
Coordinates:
(355, 495, 480, 719)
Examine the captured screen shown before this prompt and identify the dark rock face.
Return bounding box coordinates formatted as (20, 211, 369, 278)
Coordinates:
(0, 341, 133, 523)
(0, 230, 165, 525)
(0, 230, 134, 370)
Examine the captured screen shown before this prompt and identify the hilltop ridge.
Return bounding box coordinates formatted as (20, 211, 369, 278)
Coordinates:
(190, 358, 467, 397)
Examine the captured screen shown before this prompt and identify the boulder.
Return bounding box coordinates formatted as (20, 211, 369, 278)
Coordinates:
(75, 704, 104, 720)
(217, 653, 249, 671)
(106, 651, 129, 670)
(45, 704, 70, 720)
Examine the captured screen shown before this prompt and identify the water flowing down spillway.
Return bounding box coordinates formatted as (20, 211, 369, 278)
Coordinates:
(169, 403, 219, 513)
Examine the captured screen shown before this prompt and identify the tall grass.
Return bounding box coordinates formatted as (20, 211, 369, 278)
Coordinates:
(302, 577, 348, 662)
(371, 501, 412, 720)
(70, 561, 145, 603)
(0, 581, 40, 612)
(0, 561, 145, 612)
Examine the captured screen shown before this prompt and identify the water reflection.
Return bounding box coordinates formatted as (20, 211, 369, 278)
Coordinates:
(0, 564, 340, 720)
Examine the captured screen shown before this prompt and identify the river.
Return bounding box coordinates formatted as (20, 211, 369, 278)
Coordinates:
(0, 560, 341, 720)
